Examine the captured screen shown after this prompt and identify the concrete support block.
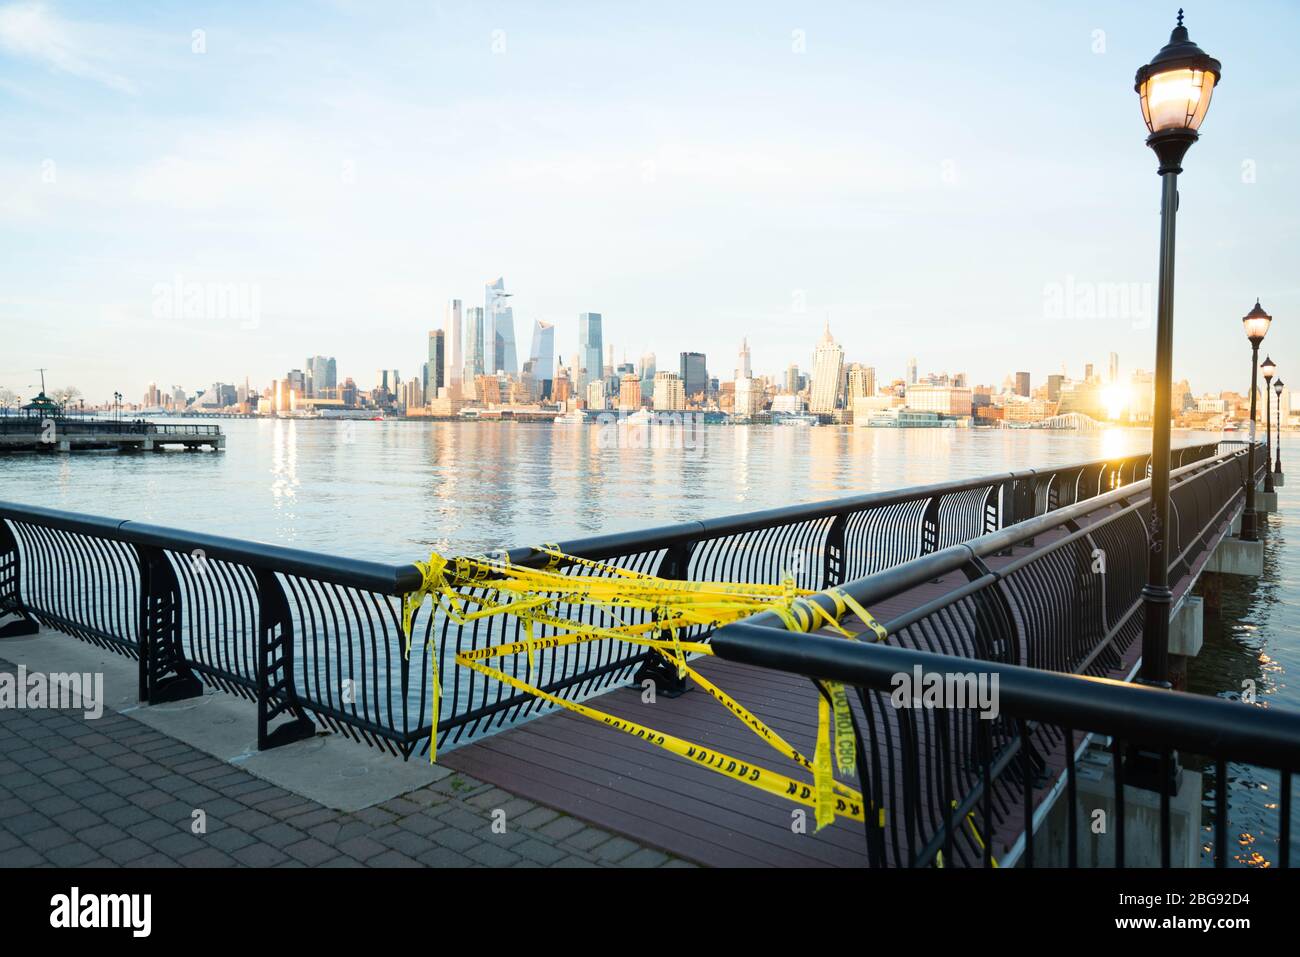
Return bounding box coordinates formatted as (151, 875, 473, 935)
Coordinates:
(1274, 472, 1285, 487)
(1199, 571, 1222, 613)
(1042, 745, 1201, 867)
(1205, 536, 1264, 576)
(56, 439, 70, 452)
(1256, 491, 1277, 513)
(142, 438, 154, 451)
(1169, 595, 1203, 658)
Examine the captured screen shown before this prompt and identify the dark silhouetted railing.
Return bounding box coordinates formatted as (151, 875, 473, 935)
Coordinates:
(711, 442, 1294, 866)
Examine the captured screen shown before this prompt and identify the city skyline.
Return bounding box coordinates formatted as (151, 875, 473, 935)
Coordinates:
(2, 2, 1298, 399)
(0, 297, 1282, 413)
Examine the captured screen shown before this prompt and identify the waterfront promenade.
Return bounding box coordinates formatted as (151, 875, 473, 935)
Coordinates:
(0, 649, 682, 868)
(1, 440, 1295, 869)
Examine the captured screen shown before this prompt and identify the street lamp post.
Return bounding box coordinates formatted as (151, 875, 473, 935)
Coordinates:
(1241, 301, 1272, 541)
(1276, 378, 1286, 476)
(1262, 356, 1276, 492)
(1135, 10, 1221, 693)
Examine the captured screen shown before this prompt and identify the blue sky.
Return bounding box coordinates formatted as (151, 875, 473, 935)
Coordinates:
(2, 0, 1298, 402)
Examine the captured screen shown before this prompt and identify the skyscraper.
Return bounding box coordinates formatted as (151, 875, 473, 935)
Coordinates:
(735, 377, 762, 418)
(679, 352, 707, 401)
(445, 299, 463, 389)
(810, 324, 845, 414)
(907, 357, 918, 386)
(1108, 351, 1119, 383)
(305, 355, 336, 398)
(529, 320, 555, 399)
(486, 278, 517, 375)
(578, 312, 603, 391)
(653, 371, 686, 411)
(426, 329, 445, 403)
(846, 363, 875, 400)
(735, 338, 751, 381)
(619, 374, 642, 411)
(1015, 371, 1031, 397)
(639, 352, 656, 401)
(464, 307, 486, 380)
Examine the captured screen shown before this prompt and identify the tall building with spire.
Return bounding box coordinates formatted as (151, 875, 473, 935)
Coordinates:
(810, 323, 845, 414)
(485, 278, 517, 375)
(735, 338, 751, 381)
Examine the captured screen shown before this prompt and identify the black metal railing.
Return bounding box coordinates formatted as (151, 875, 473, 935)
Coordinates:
(709, 442, 1290, 867)
(0, 442, 1223, 759)
(710, 627, 1298, 868)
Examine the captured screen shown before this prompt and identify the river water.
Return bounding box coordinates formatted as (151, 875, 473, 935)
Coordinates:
(0, 420, 1293, 866)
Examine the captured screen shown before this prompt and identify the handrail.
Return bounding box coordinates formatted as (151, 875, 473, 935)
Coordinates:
(727, 442, 1252, 632)
(709, 624, 1300, 771)
(0, 502, 409, 593)
(707, 441, 1277, 867)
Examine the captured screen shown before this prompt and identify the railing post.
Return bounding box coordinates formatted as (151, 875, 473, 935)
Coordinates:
(822, 513, 849, 588)
(255, 569, 316, 749)
(633, 541, 693, 697)
(920, 496, 941, 555)
(0, 519, 39, 638)
(996, 479, 1018, 556)
(981, 485, 1000, 535)
(999, 479, 1017, 529)
(961, 557, 1019, 666)
(137, 545, 202, 703)
(1020, 472, 1039, 546)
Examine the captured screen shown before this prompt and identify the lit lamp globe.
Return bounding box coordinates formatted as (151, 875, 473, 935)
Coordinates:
(1243, 300, 1273, 345)
(1276, 379, 1285, 398)
(1262, 356, 1277, 381)
(1135, 10, 1222, 172)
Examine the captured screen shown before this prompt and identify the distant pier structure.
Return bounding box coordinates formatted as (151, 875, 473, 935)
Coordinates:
(0, 393, 224, 453)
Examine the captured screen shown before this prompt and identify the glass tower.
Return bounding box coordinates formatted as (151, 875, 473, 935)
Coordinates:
(486, 278, 517, 375)
(529, 320, 555, 399)
(578, 312, 603, 391)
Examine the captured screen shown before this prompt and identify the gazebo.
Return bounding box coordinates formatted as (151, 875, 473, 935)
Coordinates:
(19, 392, 63, 417)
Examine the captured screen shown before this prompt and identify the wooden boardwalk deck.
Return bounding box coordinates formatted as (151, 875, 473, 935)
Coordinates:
(441, 500, 1239, 867)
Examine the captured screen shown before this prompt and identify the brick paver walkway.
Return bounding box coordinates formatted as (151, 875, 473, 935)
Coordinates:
(0, 658, 691, 868)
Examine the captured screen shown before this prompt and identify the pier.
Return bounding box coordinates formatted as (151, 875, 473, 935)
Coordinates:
(0, 416, 224, 453)
(1, 440, 1296, 868)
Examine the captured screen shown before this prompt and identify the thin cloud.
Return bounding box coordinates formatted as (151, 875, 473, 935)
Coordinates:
(0, 2, 135, 93)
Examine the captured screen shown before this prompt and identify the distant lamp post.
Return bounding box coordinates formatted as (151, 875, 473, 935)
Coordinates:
(1262, 355, 1277, 492)
(1275, 378, 1286, 477)
(1135, 10, 1221, 693)
(1241, 300, 1272, 541)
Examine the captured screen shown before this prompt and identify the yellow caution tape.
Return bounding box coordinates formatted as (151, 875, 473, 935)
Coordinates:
(401, 546, 887, 829)
(935, 800, 1000, 868)
(463, 654, 865, 824)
